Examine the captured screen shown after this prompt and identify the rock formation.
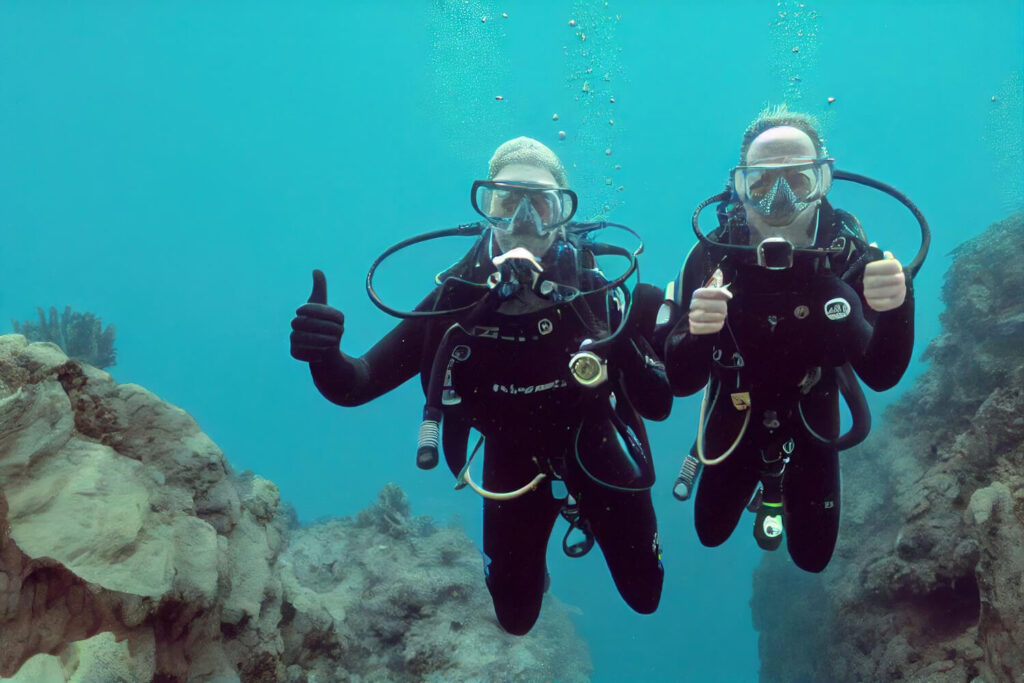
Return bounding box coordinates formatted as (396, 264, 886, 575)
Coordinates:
(752, 212, 1024, 682)
(0, 335, 590, 682)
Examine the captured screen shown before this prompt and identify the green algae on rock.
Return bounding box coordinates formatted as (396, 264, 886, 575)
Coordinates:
(11, 306, 117, 369)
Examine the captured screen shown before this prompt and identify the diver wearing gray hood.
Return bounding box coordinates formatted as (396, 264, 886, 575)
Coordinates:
(291, 137, 669, 634)
(659, 107, 924, 572)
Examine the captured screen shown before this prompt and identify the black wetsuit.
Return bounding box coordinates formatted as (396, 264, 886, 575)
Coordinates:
(304, 234, 669, 634)
(660, 200, 914, 572)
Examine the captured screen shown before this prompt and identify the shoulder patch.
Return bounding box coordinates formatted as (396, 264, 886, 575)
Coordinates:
(824, 297, 851, 321)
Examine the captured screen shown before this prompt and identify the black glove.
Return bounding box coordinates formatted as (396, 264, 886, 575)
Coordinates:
(290, 269, 345, 363)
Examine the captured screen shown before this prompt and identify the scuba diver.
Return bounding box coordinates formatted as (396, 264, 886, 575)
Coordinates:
(290, 137, 670, 634)
(658, 106, 926, 572)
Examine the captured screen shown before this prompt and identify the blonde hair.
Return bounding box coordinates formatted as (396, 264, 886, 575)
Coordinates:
(488, 136, 569, 187)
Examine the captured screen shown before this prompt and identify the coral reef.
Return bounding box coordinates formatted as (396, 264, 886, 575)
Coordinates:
(0, 335, 590, 682)
(278, 487, 589, 682)
(11, 306, 117, 369)
(752, 212, 1024, 682)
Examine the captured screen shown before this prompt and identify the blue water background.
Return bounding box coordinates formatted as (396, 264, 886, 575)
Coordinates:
(2, 1, 1021, 680)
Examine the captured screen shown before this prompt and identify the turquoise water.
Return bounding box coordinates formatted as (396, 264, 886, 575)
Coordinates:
(1, 1, 1021, 680)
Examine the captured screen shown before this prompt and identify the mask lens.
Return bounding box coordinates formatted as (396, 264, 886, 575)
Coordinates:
(745, 169, 771, 200)
(475, 186, 520, 219)
(789, 168, 816, 198)
(735, 159, 830, 204)
(492, 188, 520, 217)
(531, 191, 560, 224)
(472, 181, 577, 233)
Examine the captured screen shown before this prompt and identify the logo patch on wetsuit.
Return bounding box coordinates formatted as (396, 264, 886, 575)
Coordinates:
(824, 298, 851, 321)
(492, 380, 568, 395)
(731, 392, 751, 411)
(538, 318, 553, 335)
(472, 326, 499, 339)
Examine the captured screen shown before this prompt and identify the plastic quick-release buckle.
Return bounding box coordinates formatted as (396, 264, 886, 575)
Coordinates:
(560, 504, 595, 558)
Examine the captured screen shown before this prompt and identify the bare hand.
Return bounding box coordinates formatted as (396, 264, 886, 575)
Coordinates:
(863, 250, 906, 312)
(689, 271, 733, 335)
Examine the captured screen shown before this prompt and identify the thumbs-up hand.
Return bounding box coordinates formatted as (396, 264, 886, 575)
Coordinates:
(863, 250, 907, 312)
(689, 268, 733, 335)
(290, 269, 346, 363)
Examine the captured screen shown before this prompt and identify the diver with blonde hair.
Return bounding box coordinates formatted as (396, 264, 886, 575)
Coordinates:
(291, 136, 669, 633)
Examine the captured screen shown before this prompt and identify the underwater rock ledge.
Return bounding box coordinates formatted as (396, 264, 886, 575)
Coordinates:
(0, 335, 591, 682)
(752, 211, 1024, 683)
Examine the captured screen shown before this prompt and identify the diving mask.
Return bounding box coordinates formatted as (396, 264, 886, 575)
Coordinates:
(733, 157, 833, 223)
(472, 180, 578, 235)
